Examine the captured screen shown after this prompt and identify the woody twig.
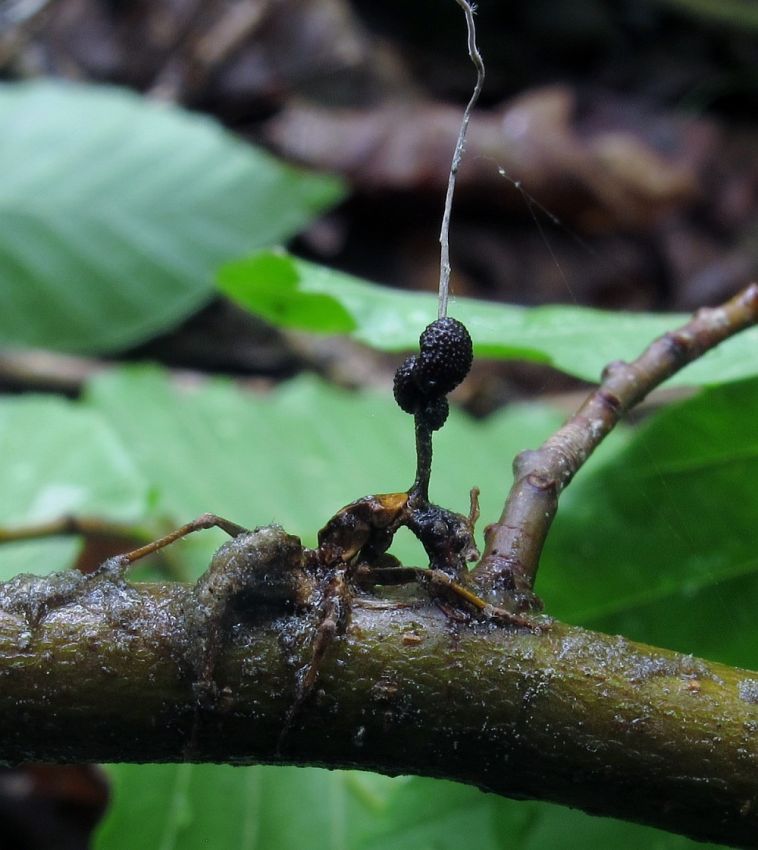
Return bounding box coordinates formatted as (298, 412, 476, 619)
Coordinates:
(471, 283, 758, 610)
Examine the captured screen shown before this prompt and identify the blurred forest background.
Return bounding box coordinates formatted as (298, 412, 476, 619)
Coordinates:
(3, 0, 758, 406)
(0, 1, 756, 848)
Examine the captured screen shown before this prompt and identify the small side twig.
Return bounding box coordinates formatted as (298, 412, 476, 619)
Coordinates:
(471, 283, 758, 608)
(0, 516, 137, 545)
(0, 347, 274, 396)
(438, 0, 485, 319)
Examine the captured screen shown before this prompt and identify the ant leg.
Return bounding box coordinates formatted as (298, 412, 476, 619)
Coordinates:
(353, 562, 419, 587)
(300, 572, 348, 693)
(278, 568, 352, 751)
(425, 569, 547, 630)
(417, 568, 489, 611)
(97, 513, 249, 577)
(367, 565, 545, 631)
(0, 516, 131, 544)
(355, 562, 488, 609)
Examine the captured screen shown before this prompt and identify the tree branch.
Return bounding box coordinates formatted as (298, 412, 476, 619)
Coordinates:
(0, 528, 756, 848)
(471, 283, 758, 609)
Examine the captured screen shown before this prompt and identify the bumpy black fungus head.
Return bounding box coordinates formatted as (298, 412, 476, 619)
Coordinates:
(392, 318, 473, 422)
(417, 317, 473, 395)
(393, 355, 423, 414)
(420, 397, 449, 431)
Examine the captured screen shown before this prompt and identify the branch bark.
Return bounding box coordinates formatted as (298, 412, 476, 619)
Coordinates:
(1, 529, 756, 848)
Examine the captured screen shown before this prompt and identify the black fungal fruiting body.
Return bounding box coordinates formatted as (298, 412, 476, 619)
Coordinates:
(392, 355, 421, 414)
(417, 317, 473, 396)
(392, 317, 472, 430)
(420, 397, 449, 431)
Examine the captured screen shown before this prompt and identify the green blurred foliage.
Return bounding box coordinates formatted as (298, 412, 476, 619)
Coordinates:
(219, 250, 758, 387)
(0, 82, 343, 353)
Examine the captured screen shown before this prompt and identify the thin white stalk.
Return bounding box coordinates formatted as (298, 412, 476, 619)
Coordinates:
(438, 0, 485, 319)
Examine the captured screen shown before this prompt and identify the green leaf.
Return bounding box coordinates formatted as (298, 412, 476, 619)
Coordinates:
(540, 377, 758, 667)
(0, 396, 149, 525)
(519, 802, 719, 850)
(218, 252, 357, 333)
(357, 775, 532, 850)
(219, 251, 758, 386)
(95, 766, 530, 850)
(95, 764, 525, 850)
(95, 764, 716, 850)
(0, 81, 343, 354)
(0, 395, 150, 575)
(0, 538, 82, 582)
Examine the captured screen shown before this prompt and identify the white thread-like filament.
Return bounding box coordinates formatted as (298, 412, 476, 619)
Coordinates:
(438, 0, 485, 319)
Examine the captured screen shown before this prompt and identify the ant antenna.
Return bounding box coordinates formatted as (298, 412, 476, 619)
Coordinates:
(438, 0, 485, 319)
